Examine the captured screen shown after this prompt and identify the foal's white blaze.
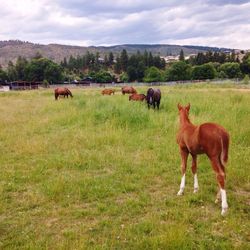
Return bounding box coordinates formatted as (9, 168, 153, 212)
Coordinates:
(221, 189, 228, 216)
(177, 174, 185, 195)
(193, 174, 199, 193)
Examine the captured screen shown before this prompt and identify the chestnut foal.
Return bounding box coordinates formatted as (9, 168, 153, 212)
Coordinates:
(176, 104, 230, 216)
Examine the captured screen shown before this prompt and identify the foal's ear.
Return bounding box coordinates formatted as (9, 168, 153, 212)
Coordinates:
(177, 103, 182, 110)
(186, 103, 191, 112)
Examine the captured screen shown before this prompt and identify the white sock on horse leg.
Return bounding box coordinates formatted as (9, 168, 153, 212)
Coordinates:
(194, 174, 199, 193)
(221, 189, 228, 215)
(177, 174, 185, 195)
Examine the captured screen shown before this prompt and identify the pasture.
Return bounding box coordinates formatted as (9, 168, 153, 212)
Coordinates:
(0, 84, 249, 249)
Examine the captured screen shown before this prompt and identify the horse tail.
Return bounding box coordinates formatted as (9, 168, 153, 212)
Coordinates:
(220, 132, 229, 169)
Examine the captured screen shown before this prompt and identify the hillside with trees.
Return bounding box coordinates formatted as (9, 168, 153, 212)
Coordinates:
(0, 40, 233, 68)
(0, 47, 249, 85)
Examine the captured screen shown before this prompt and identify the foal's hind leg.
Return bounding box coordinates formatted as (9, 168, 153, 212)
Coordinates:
(210, 157, 228, 216)
(177, 148, 189, 196)
(191, 154, 199, 193)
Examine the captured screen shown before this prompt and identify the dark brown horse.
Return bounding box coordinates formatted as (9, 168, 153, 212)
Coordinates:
(146, 88, 161, 109)
(176, 103, 230, 216)
(129, 93, 146, 101)
(55, 87, 73, 100)
(102, 89, 115, 95)
(121, 86, 137, 95)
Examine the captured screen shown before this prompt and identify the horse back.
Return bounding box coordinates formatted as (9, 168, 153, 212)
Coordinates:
(199, 123, 229, 142)
(198, 123, 229, 156)
(177, 122, 229, 155)
(153, 89, 161, 101)
(129, 93, 146, 101)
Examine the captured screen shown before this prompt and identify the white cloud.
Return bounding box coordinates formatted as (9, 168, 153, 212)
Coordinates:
(0, 0, 250, 49)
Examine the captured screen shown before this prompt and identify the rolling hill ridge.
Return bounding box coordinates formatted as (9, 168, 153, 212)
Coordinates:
(0, 40, 234, 68)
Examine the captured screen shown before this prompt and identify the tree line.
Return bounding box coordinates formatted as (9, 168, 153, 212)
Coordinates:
(0, 49, 250, 84)
(0, 53, 63, 84)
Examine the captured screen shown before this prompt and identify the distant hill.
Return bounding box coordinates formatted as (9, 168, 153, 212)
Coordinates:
(0, 40, 234, 68)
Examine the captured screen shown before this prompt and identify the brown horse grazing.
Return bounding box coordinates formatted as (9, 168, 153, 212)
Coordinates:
(121, 86, 137, 95)
(55, 87, 73, 100)
(176, 103, 230, 216)
(129, 93, 146, 101)
(102, 89, 115, 95)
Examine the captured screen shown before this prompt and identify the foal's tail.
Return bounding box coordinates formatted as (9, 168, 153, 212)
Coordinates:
(220, 132, 230, 169)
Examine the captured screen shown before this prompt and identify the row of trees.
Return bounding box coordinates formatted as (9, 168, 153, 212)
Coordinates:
(60, 49, 166, 82)
(0, 54, 63, 83)
(0, 49, 250, 84)
(142, 51, 250, 82)
(188, 51, 241, 65)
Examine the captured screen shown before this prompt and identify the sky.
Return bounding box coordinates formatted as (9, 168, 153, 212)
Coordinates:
(0, 0, 250, 49)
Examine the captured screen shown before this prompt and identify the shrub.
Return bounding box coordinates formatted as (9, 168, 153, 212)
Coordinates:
(242, 75, 250, 85)
(143, 66, 163, 82)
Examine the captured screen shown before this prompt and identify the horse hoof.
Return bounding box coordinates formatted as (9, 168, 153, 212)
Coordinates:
(177, 190, 184, 196)
(193, 188, 198, 193)
(221, 208, 228, 216)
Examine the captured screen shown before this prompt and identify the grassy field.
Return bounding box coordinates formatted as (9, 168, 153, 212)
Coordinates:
(0, 84, 249, 249)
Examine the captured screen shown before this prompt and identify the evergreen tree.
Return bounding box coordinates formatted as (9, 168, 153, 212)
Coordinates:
(230, 51, 236, 62)
(104, 55, 109, 68)
(148, 52, 154, 67)
(7, 61, 17, 81)
(114, 56, 122, 74)
(120, 49, 128, 71)
(61, 57, 68, 68)
(240, 53, 250, 75)
(179, 49, 185, 61)
(143, 50, 149, 66)
(16, 56, 28, 80)
(0, 68, 8, 82)
(108, 52, 114, 65)
(127, 66, 137, 82)
(196, 53, 207, 65)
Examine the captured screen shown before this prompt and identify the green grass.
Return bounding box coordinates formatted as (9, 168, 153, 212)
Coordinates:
(0, 85, 249, 249)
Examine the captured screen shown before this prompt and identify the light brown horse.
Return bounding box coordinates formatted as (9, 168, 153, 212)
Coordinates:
(55, 87, 73, 100)
(102, 89, 115, 95)
(121, 86, 137, 95)
(176, 103, 230, 216)
(129, 93, 146, 101)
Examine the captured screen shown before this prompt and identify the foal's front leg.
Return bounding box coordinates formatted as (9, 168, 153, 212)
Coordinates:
(157, 101, 160, 110)
(177, 148, 189, 195)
